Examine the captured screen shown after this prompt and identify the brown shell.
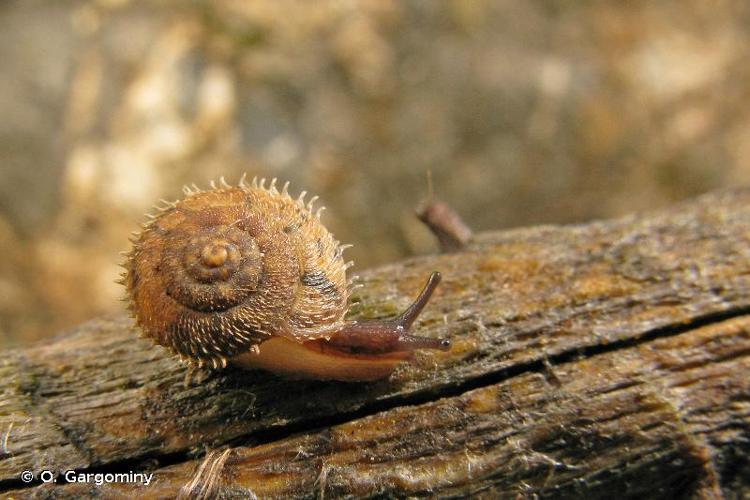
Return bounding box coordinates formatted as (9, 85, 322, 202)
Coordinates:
(123, 177, 351, 368)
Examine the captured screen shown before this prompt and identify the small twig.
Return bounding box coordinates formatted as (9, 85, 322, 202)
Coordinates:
(0, 422, 13, 459)
(416, 171, 473, 252)
(178, 448, 234, 500)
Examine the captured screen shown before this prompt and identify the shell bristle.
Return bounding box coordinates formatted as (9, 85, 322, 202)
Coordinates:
(306, 195, 319, 211)
(156, 199, 175, 211)
(297, 191, 307, 208)
(335, 243, 353, 259)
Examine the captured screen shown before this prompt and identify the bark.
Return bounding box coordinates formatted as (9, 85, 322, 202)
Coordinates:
(2, 189, 749, 498)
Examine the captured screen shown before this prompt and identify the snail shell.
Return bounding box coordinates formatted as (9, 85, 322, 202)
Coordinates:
(122, 176, 449, 380)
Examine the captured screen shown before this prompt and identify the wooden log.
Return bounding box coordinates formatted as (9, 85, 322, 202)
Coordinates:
(2, 189, 749, 498)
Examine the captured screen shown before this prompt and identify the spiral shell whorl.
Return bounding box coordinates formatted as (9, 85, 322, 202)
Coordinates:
(123, 178, 351, 368)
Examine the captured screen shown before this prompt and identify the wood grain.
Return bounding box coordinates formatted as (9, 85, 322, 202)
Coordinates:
(2, 189, 749, 498)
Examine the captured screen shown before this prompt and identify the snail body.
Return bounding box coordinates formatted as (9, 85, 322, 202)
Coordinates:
(122, 176, 449, 381)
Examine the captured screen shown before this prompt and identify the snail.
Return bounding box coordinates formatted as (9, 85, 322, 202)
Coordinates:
(121, 175, 450, 381)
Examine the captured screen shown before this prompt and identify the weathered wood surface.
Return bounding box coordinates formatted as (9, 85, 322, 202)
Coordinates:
(2, 189, 750, 498)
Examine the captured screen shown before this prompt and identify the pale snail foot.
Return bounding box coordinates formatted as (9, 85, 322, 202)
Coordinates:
(231, 272, 451, 381)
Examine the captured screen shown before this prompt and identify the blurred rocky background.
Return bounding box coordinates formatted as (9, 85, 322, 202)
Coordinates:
(1, 0, 749, 346)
